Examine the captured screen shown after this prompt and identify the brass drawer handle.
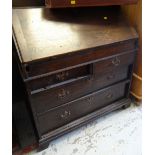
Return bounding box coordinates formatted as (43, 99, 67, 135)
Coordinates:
(58, 89, 70, 99)
(87, 76, 94, 82)
(56, 71, 69, 81)
(106, 93, 113, 99)
(87, 96, 93, 104)
(112, 57, 120, 66)
(60, 110, 71, 119)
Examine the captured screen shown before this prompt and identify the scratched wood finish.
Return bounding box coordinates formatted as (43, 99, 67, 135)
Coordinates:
(13, 7, 138, 80)
(27, 51, 135, 92)
(30, 52, 135, 114)
(45, 0, 138, 8)
(12, 7, 138, 151)
(12, 7, 138, 63)
(38, 81, 127, 135)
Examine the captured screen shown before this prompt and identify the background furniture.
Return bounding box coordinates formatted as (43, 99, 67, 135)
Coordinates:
(121, 0, 142, 101)
(45, 0, 138, 8)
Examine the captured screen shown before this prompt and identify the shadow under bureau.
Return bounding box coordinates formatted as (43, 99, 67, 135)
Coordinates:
(12, 6, 138, 150)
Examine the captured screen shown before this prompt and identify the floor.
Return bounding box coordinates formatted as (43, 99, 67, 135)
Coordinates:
(28, 103, 142, 155)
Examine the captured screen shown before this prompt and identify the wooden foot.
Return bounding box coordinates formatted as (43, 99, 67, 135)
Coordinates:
(122, 103, 130, 109)
(37, 143, 49, 152)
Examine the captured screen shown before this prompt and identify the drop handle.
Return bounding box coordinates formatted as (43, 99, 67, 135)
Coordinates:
(87, 96, 93, 104)
(56, 71, 69, 81)
(87, 76, 94, 82)
(60, 110, 71, 119)
(58, 89, 70, 99)
(112, 57, 120, 66)
(106, 93, 113, 99)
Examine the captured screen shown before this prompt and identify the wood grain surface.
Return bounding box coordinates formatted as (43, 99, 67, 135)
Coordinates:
(13, 7, 138, 63)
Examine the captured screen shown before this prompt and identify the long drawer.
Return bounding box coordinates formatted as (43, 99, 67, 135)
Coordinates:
(27, 51, 135, 92)
(30, 66, 129, 114)
(37, 81, 128, 135)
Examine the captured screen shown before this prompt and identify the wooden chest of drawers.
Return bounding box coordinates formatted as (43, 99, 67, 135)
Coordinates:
(45, 0, 138, 8)
(12, 7, 138, 150)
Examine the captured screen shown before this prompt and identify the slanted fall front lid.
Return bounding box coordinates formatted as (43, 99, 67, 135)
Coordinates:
(12, 7, 138, 63)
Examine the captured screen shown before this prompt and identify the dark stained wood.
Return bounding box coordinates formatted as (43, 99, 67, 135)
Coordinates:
(26, 51, 135, 91)
(12, 7, 138, 63)
(12, 7, 138, 151)
(29, 51, 135, 114)
(23, 40, 137, 78)
(37, 81, 128, 135)
(31, 66, 129, 114)
(45, 0, 138, 8)
(27, 64, 91, 91)
(38, 98, 131, 150)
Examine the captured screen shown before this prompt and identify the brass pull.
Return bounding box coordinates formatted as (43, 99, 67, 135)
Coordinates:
(58, 89, 70, 99)
(106, 93, 113, 99)
(87, 76, 94, 82)
(87, 96, 93, 104)
(60, 110, 71, 119)
(56, 71, 69, 81)
(112, 57, 120, 66)
(107, 74, 115, 80)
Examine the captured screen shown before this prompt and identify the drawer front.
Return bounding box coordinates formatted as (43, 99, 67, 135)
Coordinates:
(37, 81, 127, 135)
(94, 51, 135, 75)
(27, 64, 92, 91)
(31, 77, 91, 114)
(30, 66, 129, 114)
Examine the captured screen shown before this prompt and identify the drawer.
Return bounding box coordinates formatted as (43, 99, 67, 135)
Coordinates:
(37, 81, 128, 135)
(94, 51, 135, 75)
(31, 76, 91, 114)
(93, 66, 129, 89)
(30, 66, 129, 114)
(26, 64, 92, 91)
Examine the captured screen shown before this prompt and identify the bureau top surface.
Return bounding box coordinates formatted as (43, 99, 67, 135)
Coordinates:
(13, 7, 138, 63)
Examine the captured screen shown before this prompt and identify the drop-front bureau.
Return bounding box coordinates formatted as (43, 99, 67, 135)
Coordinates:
(12, 7, 138, 150)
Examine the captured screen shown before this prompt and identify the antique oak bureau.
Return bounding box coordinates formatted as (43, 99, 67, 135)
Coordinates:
(13, 7, 138, 150)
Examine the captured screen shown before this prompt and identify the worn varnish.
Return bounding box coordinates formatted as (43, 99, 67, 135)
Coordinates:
(13, 7, 137, 63)
(12, 7, 138, 151)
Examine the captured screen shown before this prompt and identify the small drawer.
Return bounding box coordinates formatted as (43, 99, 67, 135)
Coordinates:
(30, 66, 129, 114)
(94, 51, 135, 74)
(92, 66, 129, 89)
(26, 64, 92, 91)
(37, 81, 127, 135)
